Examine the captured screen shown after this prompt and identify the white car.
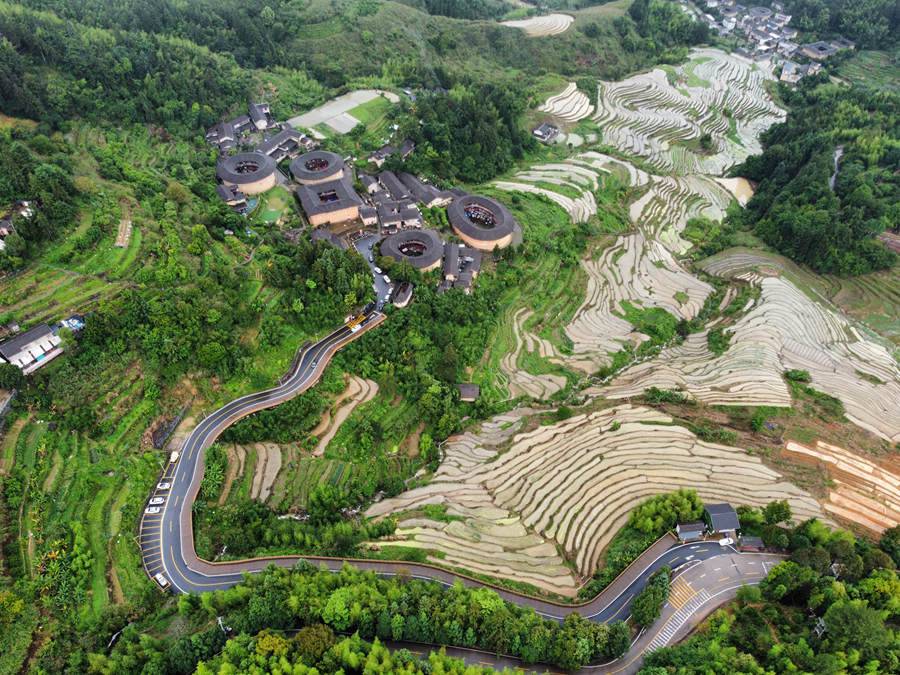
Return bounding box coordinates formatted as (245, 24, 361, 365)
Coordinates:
(145, 506, 161, 515)
(382, 275, 391, 284)
(368, 254, 374, 263)
(153, 573, 170, 589)
(169, 451, 180, 463)
(718, 537, 734, 547)
(374, 266, 382, 274)
(149, 497, 165, 505)
(157, 482, 170, 490)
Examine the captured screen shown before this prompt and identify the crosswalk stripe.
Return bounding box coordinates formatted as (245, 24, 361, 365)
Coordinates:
(647, 588, 712, 651)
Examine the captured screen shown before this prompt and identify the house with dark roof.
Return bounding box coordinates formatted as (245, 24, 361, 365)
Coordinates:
(360, 174, 381, 195)
(249, 102, 274, 130)
(295, 176, 362, 227)
(359, 205, 378, 227)
(801, 40, 838, 60)
(369, 144, 395, 168)
(457, 383, 480, 402)
(369, 139, 415, 167)
(830, 36, 855, 51)
(377, 202, 404, 232)
(216, 184, 249, 214)
(0, 323, 63, 374)
(704, 503, 740, 536)
(676, 521, 708, 542)
(533, 122, 560, 143)
(378, 171, 410, 201)
(443, 243, 460, 281)
(398, 173, 454, 208)
(257, 127, 314, 163)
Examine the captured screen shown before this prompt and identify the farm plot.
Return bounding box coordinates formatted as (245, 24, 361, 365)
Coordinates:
(500, 308, 568, 400)
(369, 404, 825, 592)
(593, 48, 784, 175)
(287, 90, 399, 135)
(603, 273, 900, 442)
(312, 375, 379, 456)
(783, 440, 900, 533)
(539, 83, 595, 122)
(564, 231, 713, 371)
(501, 13, 574, 36)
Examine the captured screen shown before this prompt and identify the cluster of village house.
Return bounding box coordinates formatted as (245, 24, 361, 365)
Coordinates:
(208, 103, 518, 297)
(0, 316, 84, 377)
(694, 1, 854, 83)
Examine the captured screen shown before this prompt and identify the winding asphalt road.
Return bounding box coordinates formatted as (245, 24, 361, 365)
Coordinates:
(138, 307, 777, 667)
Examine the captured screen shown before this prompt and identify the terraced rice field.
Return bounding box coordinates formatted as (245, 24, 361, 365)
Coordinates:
(500, 308, 568, 400)
(603, 267, 900, 442)
(369, 404, 825, 594)
(539, 83, 595, 122)
(593, 48, 784, 175)
(783, 441, 900, 533)
(0, 265, 125, 326)
(312, 376, 379, 455)
(501, 13, 574, 36)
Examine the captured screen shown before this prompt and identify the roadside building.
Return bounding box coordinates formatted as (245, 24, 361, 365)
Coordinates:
(0, 323, 63, 374)
(295, 176, 362, 226)
(393, 282, 413, 308)
(739, 536, 765, 552)
(676, 521, 708, 542)
(704, 503, 741, 538)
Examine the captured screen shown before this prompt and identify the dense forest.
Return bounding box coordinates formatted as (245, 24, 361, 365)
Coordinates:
(735, 77, 898, 276)
(782, 0, 900, 49)
(641, 512, 900, 674)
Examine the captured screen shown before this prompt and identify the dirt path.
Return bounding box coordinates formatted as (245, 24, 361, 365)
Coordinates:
(218, 444, 245, 506)
(249, 444, 269, 500)
(0, 415, 28, 474)
(258, 444, 282, 503)
(114, 201, 132, 248)
(313, 377, 379, 456)
(402, 422, 426, 457)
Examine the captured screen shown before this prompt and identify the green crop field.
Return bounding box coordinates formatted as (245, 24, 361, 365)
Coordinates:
(837, 50, 900, 94)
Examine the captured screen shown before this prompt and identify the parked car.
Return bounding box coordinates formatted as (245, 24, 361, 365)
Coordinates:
(153, 573, 170, 589)
(382, 275, 391, 284)
(145, 506, 161, 515)
(374, 266, 382, 274)
(169, 451, 180, 463)
(149, 497, 165, 505)
(368, 254, 374, 263)
(157, 482, 170, 490)
(718, 537, 734, 547)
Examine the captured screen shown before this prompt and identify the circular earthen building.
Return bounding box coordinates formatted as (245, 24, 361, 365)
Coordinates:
(290, 150, 345, 185)
(216, 152, 277, 195)
(448, 195, 516, 250)
(380, 229, 444, 272)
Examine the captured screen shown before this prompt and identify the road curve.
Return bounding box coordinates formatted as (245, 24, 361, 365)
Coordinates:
(139, 310, 769, 630)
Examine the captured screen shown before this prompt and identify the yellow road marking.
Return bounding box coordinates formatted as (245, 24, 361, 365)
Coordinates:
(669, 577, 696, 609)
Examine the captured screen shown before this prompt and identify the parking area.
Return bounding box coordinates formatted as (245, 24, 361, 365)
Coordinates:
(354, 233, 393, 309)
(138, 457, 178, 591)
